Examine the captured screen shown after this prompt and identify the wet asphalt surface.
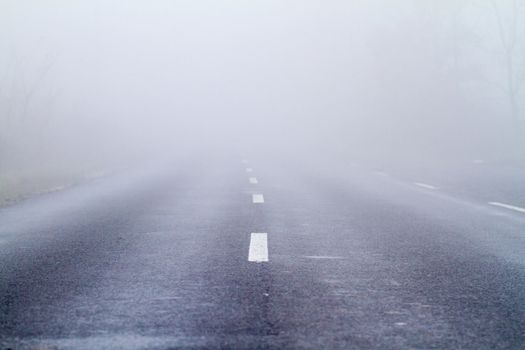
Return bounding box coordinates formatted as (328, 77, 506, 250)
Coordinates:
(1, 155, 525, 349)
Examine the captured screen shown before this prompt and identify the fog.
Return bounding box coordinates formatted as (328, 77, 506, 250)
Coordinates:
(1, 0, 524, 178)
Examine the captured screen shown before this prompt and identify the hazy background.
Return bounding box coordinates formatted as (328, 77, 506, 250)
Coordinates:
(0, 0, 524, 185)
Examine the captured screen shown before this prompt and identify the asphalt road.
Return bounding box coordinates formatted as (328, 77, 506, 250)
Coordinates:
(1, 155, 525, 349)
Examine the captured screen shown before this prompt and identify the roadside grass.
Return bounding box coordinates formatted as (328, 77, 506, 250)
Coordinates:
(0, 169, 107, 207)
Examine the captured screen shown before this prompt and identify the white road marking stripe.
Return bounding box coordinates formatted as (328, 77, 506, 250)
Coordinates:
(489, 202, 525, 214)
(246, 168, 253, 173)
(252, 194, 265, 203)
(414, 182, 438, 190)
(248, 233, 268, 262)
(150, 296, 182, 301)
(242, 159, 248, 164)
(249, 177, 258, 184)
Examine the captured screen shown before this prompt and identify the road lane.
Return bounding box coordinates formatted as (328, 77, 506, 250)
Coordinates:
(0, 158, 273, 348)
(1, 155, 525, 349)
(253, 156, 525, 349)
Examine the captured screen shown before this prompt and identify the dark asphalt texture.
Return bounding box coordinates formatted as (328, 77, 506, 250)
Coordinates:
(1, 155, 525, 349)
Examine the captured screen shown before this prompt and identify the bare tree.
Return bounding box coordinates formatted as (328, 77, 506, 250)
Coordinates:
(0, 49, 55, 170)
(491, 0, 525, 149)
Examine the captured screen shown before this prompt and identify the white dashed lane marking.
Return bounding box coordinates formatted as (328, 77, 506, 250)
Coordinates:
(414, 182, 438, 190)
(249, 177, 258, 184)
(489, 202, 525, 214)
(246, 168, 253, 173)
(248, 233, 268, 262)
(252, 194, 265, 203)
(302, 256, 345, 260)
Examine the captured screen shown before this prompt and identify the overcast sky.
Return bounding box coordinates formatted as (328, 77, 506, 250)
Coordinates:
(0, 1, 521, 171)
